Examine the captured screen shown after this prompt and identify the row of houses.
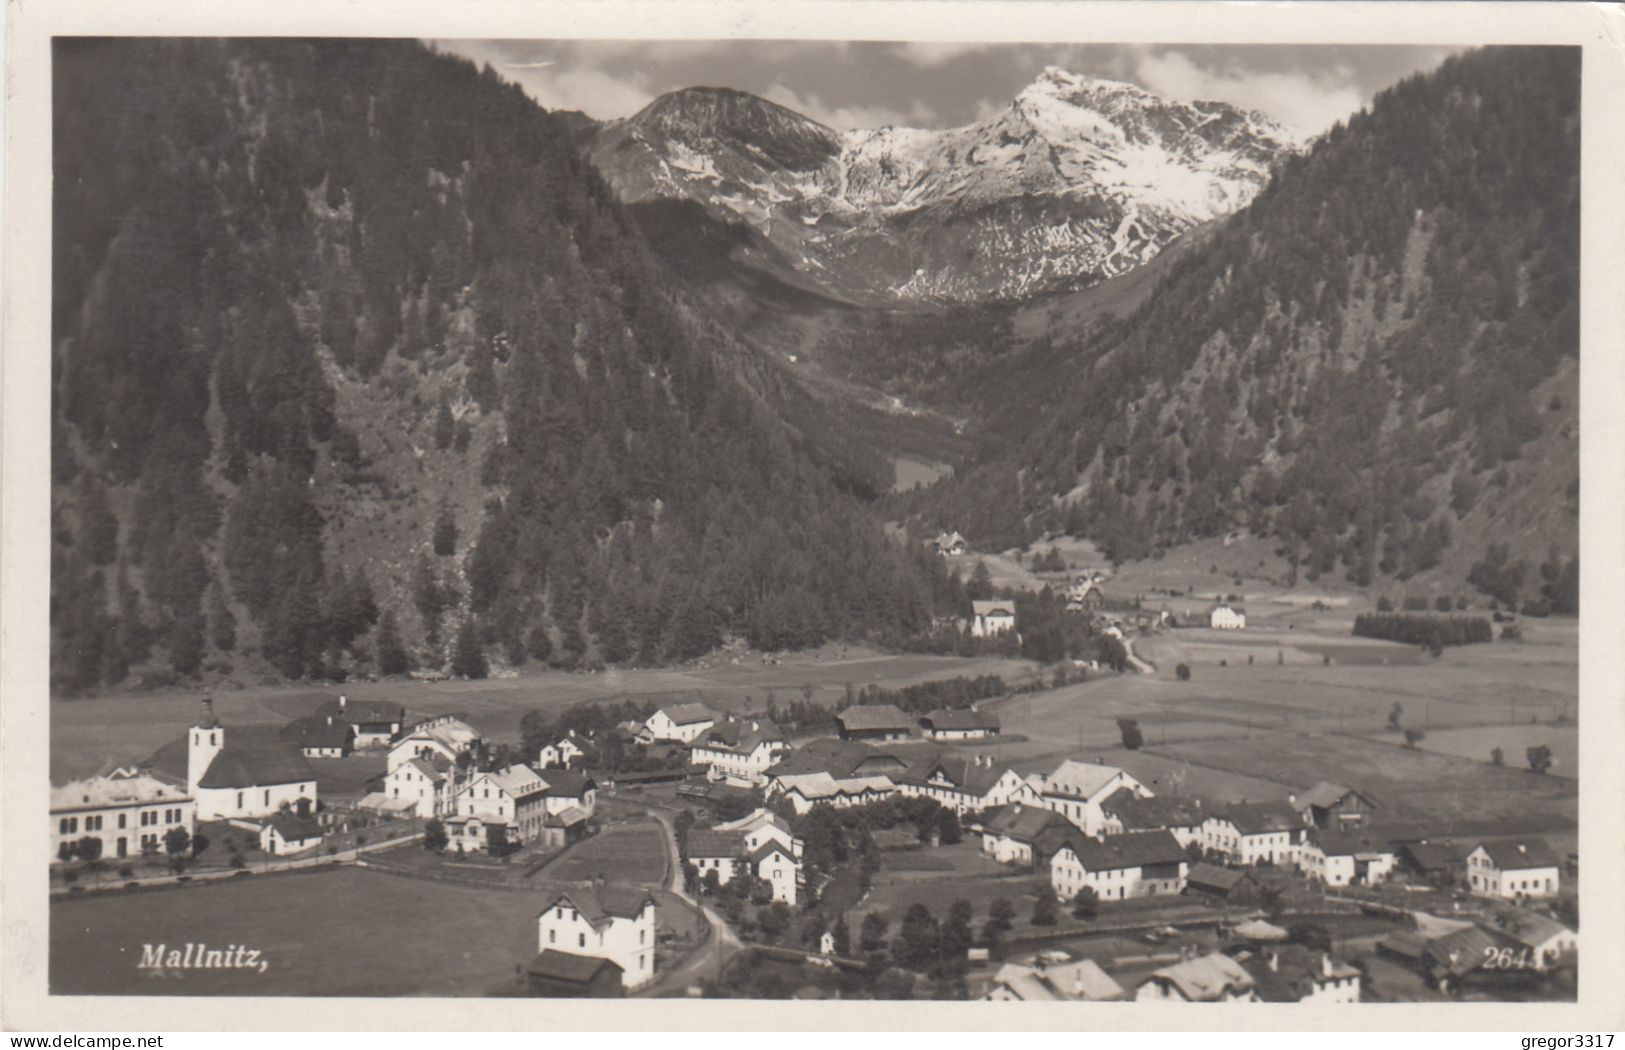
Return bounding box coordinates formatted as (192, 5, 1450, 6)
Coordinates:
(987, 945, 1360, 1004)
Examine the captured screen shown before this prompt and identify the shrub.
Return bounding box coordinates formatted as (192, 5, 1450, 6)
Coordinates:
(1030, 895, 1058, 926)
(1175, 663, 1191, 682)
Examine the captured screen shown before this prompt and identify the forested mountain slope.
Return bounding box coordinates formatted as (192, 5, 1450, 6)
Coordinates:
(50, 39, 961, 693)
(901, 47, 1579, 603)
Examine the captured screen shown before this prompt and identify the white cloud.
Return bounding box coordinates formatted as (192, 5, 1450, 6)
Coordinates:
(1133, 50, 1365, 138)
(507, 63, 658, 120)
(891, 42, 990, 67)
(762, 83, 938, 131)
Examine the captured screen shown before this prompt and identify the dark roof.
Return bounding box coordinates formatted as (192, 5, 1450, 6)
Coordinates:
(542, 886, 655, 926)
(527, 950, 623, 983)
(982, 803, 1069, 842)
(315, 697, 404, 726)
(1475, 840, 1561, 870)
(767, 738, 895, 780)
(687, 830, 747, 859)
(748, 841, 794, 866)
(281, 717, 352, 750)
(266, 812, 323, 841)
(899, 753, 1014, 796)
(1309, 828, 1395, 857)
(836, 704, 914, 732)
(1059, 830, 1187, 871)
(1379, 931, 1429, 960)
(147, 726, 315, 789)
(1217, 800, 1304, 835)
(693, 717, 786, 754)
(919, 708, 1001, 732)
(1399, 841, 1467, 869)
(144, 738, 191, 783)
(1298, 781, 1358, 810)
(540, 769, 595, 799)
(657, 703, 715, 726)
(1425, 926, 1515, 977)
(1187, 863, 1252, 891)
(1102, 788, 1205, 829)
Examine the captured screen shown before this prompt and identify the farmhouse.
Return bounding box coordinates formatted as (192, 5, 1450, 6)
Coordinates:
(1051, 829, 1189, 902)
(689, 716, 789, 786)
(1184, 862, 1262, 904)
(258, 810, 324, 856)
(897, 754, 1034, 815)
(538, 734, 584, 769)
(146, 707, 318, 821)
(536, 886, 657, 992)
(312, 695, 405, 749)
(1294, 782, 1379, 829)
(1397, 840, 1467, 885)
(1465, 840, 1561, 900)
(687, 830, 748, 885)
(985, 958, 1125, 1002)
(445, 764, 552, 853)
(834, 704, 914, 742)
(714, 808, 803, 858)
(1099, 788, 1205, 848)
(979, 802, 1074, 867)
(918, 708, 1001, 741)
(1209, 604, 1246, 630)
(1202, 801, 1307, 865)
(1135, 952, 1257, 1002)
(1298, 830, 1397, 887)
(388, 715, 481, 774)
(643, 703, 716, 744)
(1238, 947, 1362, 1003)
(1489, 909, 1578, 971)
(384, 754, 460, 818)
(930, 531, 968, 557)
(970, 600, 1016, 638)
(1031, 759, 1151, 835)
(280, 717, 353, 758)
(50, 769, 195, 862)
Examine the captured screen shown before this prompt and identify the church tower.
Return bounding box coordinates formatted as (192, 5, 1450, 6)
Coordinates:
(187, 698, 224, 796)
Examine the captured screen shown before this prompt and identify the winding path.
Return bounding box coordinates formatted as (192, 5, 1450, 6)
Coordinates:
(631, 802, 743, 997)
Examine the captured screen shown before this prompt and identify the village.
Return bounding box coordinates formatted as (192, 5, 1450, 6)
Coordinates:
(48, 554, 1580, 1003)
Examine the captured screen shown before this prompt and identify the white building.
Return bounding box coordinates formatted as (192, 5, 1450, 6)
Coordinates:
(1494, 910, 1578, 971)
(384, 754, 461, 818)
(896, 754, 1035, 816)
(445, 764, 552, 852)
(642, 703, 716, 744)
(1210, 604, 1247, 630)
(536, 887, 658, 991)
(767, 772, 897, 815)
(1239, 949, 1362, 1003)
(751, 842, 800, 906)
(918, 708, 1001, 741)
(688, 717, 788, 787)
(970, 600, 1016, 638)
(1298, 831, 1396, 887)
(537, 734, 584, 769)
(1465, 841, 1562, 900)
(144, 707, 318, 821)
(1050, 829, 1189, 903)
(1135, 952, 1258, 1002)
(1201, 801, 1307, 866)
(388, 716, 481, 774)
(985, 958, 1125, 1001)
(51, 768, 196, 863)
(714, 808, 803, 858)
(311, 695, 405, 749)
(1031, 759, 1151, 835)
(979, 802, 1074, 867)
(258, 811, 324, 855)
(1098, 788, 1206, 849)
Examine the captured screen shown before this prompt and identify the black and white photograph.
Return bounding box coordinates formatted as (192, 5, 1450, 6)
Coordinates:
(6, 0, 1624, 1031)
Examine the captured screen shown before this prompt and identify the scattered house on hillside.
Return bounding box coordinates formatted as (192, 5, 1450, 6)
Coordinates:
(1488, 909, 1578, 971)
(526, 950, 626, 998)
(280, 717, 354, 758)
(970, 600, 1016, 638)
(643, 704, 717, 744)
(1184, 862, 1262, 904)
(929, 531, 968, 557)
(1201, 800, 1307, 866)
(689, 716, 789, 787)
(1397, 841, 1468, 885)
(537, 733, 584, 769)
(1099, 788, 1206, 848)
(388, 716, 482, 774)
(1030, 759, 1151, 835)
(1066, 581, 1107, 614)
(918, 708, 1001, 741)
(1051, 829, 1189, 902)
(1298, 830, 1397, 887)
(445, 763, 552, 853)
(145, 703, 319, 821)
(1210, 604, 1247, 630)
(1466, 840, 1562, 900)
(312, 695, 405, 749)
(1135, 952, 1258, 1002)
(897, 753, 1035, 816)
(258, 810, 324, 855)
(985, 958, 1125, 1002)
(834, 704, 914, 742)
(714, 808, 803, 858)
(51, 768, 196, 862)
(980, 802, 1075, 867)
(535, 886, 657, 993)
(1293, 781, 1380, 829)
(1237, 947, 1362, 1003)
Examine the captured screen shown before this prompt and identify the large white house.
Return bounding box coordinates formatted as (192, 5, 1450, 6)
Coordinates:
(1099, 789, 1206, 849)
(714, 808, 803, 858)
(767, 772, 897, 814)
(1297, 831, 1397, 887)
(896, 754, 1036, 816)
(970, 600, 1016, 638)
(643, 703, 716, 744)
(688, 717, 788, 787)
(384, 754, 462, 818)
(1135, 952, 1258, 1002)
(144, 706, 318, 821)
(388, 716, 482, 774)
(1465, 841, 1561, 900)
(1031, 759, 1151, 835)
(51, 768, 196, 862)
(537, 886, 658, 991)
(918, 708, 1001, 741)
(445, 764, 553, 852)
(1050, 829, 1189, 902)
(311, 695, 405, 749)
(537, 734, 584, 769)
(686, 828, 800, 905)
(1210, 604, 1247, 630)
(1201, 801, 1307, 866)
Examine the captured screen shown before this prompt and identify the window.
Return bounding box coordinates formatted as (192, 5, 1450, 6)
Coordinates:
(118, 813, 126, 829)
(237, 792, 244, 809)
(264, 790, 271, 806)
(549, 930, 556, 944)
(578, 933, 586, 948)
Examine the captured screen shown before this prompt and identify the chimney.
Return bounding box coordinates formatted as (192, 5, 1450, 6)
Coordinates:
(752, 721, 760, 732)
(1288, 793, 1296, 806)
(339, 695, 348, 712)
(1013, 802, 1023, 815)
(1268, 951, 1279, 973)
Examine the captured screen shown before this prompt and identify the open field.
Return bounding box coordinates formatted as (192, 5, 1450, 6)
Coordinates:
(1372, 724, 1578, 781)
(539, 821, 669, 887)
(891, 455, 952, 492)
(50, 647, 1041, 782)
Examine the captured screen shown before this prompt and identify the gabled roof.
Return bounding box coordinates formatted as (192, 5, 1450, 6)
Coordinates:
(693, 717, 785, 755)
(485, 764, 550, 801)
(1474, 839, 1561, 870)
(527, 949, 623, 983)
(266, 812, 323, 841)
(982, 802, 1070, 842)
(1040, 759, 1131, 802)
(539, 768, 595, 799)
(314, 697, 405, 725)
(714, 808, 795, 837)
(397, 717, 480, 751)
(542, 886, 655, 926)
(1425, 926, 1518, 977)
(1309, 829, 1395, 858)
(899, 754, 1014, 796)
(1142, 953, 1255, 1001)
(1216, 800, 1303, 835)
(1187, 863, 1253, 891)
(1399, 841, 1467, 869)
(1057, 829, 1187, 871)
(687, 830, 747, 859)
(1491, 909, 1573, 950)
(991, 959, 1124, 1001)
(177, 727, 316, 789)
(655, 703, 715, 726)
(1297, 781, 1360, 810)
(919, 708, 1001, 732)
(50, 771, 187, 812)
(1101, 788, 1204, 829)
(281, 717, 353, 750)
(748, 840, 795, 866)
(835, 704, 914, 733)
(972, 600, 1015, 617)
(767, 738, 896, 780)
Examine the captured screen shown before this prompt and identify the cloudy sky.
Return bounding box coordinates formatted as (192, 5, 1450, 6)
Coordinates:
(435, 40, 1465, 139)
